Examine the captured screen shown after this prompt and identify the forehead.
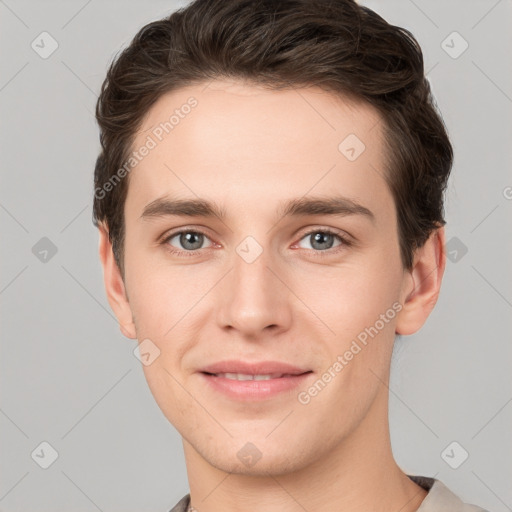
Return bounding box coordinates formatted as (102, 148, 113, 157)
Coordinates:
(125, 79, 392, 225)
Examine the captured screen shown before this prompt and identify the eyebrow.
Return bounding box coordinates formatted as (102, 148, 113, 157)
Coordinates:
(140, 195, 375, 223)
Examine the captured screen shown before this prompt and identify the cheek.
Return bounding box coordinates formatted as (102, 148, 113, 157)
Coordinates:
(306, 260, 402, 334)
(129, 280, 172, 337)
(302, 268, 401, 414)
(124, 244, 193, 335)
(125, 259, 215, 373)
(307, 253, 404, 386)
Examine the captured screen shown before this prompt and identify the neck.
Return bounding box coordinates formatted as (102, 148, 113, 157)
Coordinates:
(182, 386, 427, 512)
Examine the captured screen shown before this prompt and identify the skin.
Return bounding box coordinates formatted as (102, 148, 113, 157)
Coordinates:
(98, 79, 446, 512)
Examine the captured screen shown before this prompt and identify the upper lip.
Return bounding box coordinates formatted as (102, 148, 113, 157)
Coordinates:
(200, 360, 311, 376)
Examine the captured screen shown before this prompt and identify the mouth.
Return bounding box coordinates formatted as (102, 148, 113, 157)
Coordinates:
(198, 370, 314, 401)
(202, 371, 310, 380)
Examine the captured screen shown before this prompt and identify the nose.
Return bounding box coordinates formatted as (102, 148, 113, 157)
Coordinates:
(216, 244, 293, 339)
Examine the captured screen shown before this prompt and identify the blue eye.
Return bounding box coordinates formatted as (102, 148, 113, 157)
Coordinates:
(162, 230, 213, 256)
(297, 229, 347, 252)
(161, 227, 351, 258)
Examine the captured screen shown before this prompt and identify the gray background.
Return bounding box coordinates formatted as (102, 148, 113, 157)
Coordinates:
(1, 0, 511, 511)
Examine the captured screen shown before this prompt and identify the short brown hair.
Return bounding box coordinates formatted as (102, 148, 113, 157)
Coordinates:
(92, 0, 453, 277)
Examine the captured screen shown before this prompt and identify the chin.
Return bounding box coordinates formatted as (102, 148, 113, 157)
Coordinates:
(194, 434, 317, 477)
(211, 450, 307, 477)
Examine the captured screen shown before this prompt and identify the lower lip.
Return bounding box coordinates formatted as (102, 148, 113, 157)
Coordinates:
(199, 372, 313, 401)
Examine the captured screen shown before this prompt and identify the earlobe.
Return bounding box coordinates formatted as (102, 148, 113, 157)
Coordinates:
(395, 227, 446, 336)
(98, 224, 137, 339)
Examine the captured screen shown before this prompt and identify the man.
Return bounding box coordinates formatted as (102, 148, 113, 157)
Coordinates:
(93, 0, 489, 510)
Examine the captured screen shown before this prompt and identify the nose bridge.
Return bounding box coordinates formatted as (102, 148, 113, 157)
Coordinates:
(217, 234, 291, 335)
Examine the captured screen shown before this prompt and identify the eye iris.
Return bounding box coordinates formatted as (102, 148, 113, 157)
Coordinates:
(180, 232, 203, 250)
(311, 232, 334, 250)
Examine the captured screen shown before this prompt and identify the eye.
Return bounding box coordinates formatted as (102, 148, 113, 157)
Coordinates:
(161, 229, 213, 256)
(160, 227, 352, 258)
(294, 228, 351, 255)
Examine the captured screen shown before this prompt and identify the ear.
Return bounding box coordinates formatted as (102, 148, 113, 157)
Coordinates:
(98, 223, 137, 339)
(395, 226, 446, 336)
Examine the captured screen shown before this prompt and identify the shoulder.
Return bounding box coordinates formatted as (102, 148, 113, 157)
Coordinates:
(408, 475, 490, 512)
(168, 493, 190, 512)
(168, 480, 490, 512)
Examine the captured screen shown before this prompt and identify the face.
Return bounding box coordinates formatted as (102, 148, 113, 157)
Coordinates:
(100, 79, 443, 476)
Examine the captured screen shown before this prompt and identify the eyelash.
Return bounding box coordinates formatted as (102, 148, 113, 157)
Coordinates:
(160, 227, 352, 258)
